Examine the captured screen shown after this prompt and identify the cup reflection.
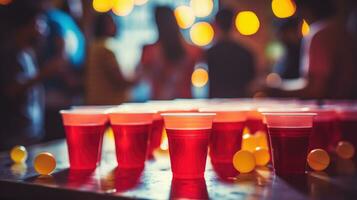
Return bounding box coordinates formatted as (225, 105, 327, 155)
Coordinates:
(170, 178, 208, 199)
(114, 167, 144, 192)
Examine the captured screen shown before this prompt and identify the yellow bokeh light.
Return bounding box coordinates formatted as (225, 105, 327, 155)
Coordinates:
(271, 0, 296, 18)
(190, 22, 214, 46)
(112, 0, 134, 16)
(235, 11, 260, 36)
(93, 0, 114, 13)
(174, 5, 195, 29)
(190, 0, 214, 18)
(301, 19, 310, 36)
(191, 68, 209, 87)
(134, 0, 148, 5)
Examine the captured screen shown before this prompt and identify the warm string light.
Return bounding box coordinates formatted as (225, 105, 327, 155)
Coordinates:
(133, 0, 148, 6)
(301, 19, 310, 36)
(235, 11, 260, 36)
(191, 68, 209, 87)
(190, 22, 214, 46)
(112, 0, 134, 16)
(92, 0, 114, 13)
(190, 0, 213, 18)
(271, 0, 296, 18)
(174, 5, 195, 29)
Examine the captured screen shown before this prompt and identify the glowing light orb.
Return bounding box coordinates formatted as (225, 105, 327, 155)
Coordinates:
(34, 152, 56, 175)
(112, 0, 134, 16)
(191, 68, 209, 88)
(92, 0, 114, 13)
(308, 149, 330, 171)
(190, 0, 213, 18)
(235, 11, 260, 36)
(0, 0, 12, 5)
(266, 73, 282, 88)
(10, 145, 27, 163)
(190, 22, 214, 46)
(301, 19, 310, 36)
(233, 150, 256, 173)
(271, 0, 296, 18)
(134, 0, 148, 6)
(174, 5, 195, 29)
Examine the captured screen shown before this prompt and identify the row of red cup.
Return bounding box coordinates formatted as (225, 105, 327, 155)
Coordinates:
(60, 99, 357, 178)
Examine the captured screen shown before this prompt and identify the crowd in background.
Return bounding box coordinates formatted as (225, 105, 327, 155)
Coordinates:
(0, 0, 356, 149)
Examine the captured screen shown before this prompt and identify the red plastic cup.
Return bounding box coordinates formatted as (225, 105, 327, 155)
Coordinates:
(147, 114, 164, 159)
(60, 109, 108, 170)
(108, 109, 154, 168)
(307, 108, 338, 151)
(162, 113, 215, 179)
(199, 107, 247, 164)
(145, 103, 198, 159)
(336, 107, 357, 153)
(258, 107, 310, 158)
(263, 113, 316, 175)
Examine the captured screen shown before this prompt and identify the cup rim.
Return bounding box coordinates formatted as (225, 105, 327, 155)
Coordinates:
(60, 109, 106, 115)
(161, 112, 216, 117)
(262, 112, 317, 116)
(106, 107, 157, 114)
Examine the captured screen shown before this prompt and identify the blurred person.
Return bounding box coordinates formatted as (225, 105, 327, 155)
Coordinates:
(0, 1, 65, 150)
(85, 13, 133, 105)
(273, 17, 302, 80)
(37, 0, 86, 141)
(206, 8, 255, 98)
(137, 6, 202, 100)
(266, 0, 357, 99)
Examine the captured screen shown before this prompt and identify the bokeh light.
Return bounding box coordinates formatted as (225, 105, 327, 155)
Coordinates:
(191, 68, 209, 87)
(301, 19, 310, 36)
(266, 73, 282, 88)
(112, 0, 134, 16)
(189, 22, 214, 46)
(174, 5, 195, 29)
(190, 0, 213, 18)
(265, 41, 284, 61)
(0, 0, 12, 5)
(92, 0, 114, 13)
(235, 11, 260, 36)
(271, 0, 296, 18)
(133, 0, 148, 6)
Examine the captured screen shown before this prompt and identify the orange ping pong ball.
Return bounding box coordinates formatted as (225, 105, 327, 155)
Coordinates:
(307, 149, 330, 171)
(10, 145, 28, 163)
(233, 150, 256, 173)
(336, 141, 355, 159)
(34, 152, 56, 175)
(253, 147, 270, 166)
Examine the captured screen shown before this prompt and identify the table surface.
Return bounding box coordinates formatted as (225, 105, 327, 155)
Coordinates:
(1, 135, 357, 200)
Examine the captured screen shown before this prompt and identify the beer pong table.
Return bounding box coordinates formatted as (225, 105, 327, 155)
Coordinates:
(0, 136, 357, 200)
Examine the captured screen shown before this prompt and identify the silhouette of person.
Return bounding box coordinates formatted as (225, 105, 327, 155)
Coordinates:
(267, 0, 357, 99)
(273, 17, 302, 80)
(206, 8, 256, 98)
(0, 1, 64, 150)
(86, 13, 132, 105)
(137, 6, 202, 100)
